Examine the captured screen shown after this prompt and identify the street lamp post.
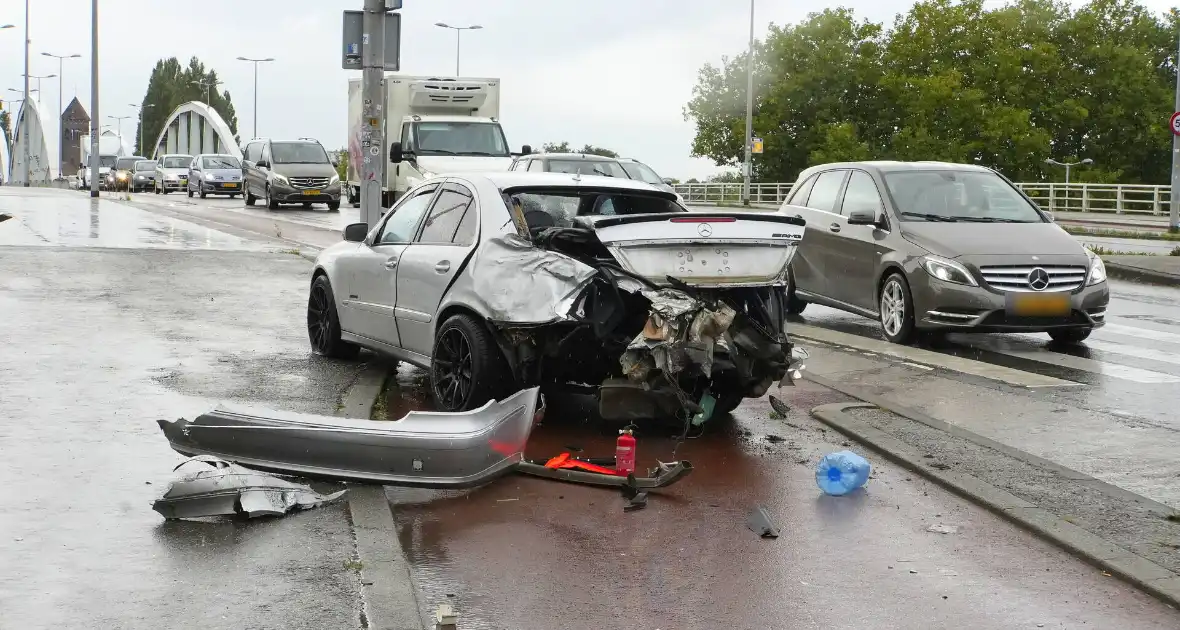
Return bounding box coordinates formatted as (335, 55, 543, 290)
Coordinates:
(236, 56, 274, 139)
(191, 79, 222, 105)
(434, 23, 482, 76)
(42, 52, 82, 179)
(741, 0, 755, 206)
(22, 74, 55, 104)
(1044, 157, 1093, 185)
(128, 103, 154, 156)
(108, 115, 130, 154)
(22, 0, 30, 185)
(89, 0, 99, 197)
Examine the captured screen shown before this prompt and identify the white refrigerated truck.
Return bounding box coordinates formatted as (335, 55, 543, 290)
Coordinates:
(346, 76, 530, 207)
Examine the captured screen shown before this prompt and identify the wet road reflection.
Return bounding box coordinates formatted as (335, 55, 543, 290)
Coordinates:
(0, 189, 276, 251)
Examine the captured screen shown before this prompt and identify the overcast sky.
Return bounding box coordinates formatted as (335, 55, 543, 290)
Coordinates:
(1, 0, 1173, 180)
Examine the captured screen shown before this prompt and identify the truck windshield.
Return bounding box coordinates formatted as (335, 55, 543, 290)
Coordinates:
(620, 161, 664, 185)
(99, 156, 118, 168)
(272, 142, 329, 164)
(413, 121, 509, 157)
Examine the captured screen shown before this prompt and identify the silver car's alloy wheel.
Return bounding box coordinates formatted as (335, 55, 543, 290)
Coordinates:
(880, 278, 906, 337)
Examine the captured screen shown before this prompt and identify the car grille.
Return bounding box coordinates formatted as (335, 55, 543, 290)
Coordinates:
(289, 176, 330, 189)
(979, 265, 1087, 293)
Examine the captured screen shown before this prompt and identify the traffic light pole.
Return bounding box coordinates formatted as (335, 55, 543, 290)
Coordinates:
(360, 0, 386, 229)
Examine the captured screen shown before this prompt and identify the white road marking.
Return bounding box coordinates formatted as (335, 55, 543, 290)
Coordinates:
(1099, 322, 1180, 344)
(790, 324, 1078, 387)
(956, 337, 1180, 385)
(1082, 339, 1180, 368)
(902, 362, 934, 371)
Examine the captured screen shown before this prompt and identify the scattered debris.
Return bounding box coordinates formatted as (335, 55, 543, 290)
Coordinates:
(0, 212, 12, 224)
(151, 455, 346, 520)
(768, 394, 790, 419)
(815, 450, 872, 496)
(929, 462, 952, 471)
(496, 498, 519, 503)
(624, 491, 649, 512)
(747, 504, 780, 538)
(909, 569, 918, 574)
(765, 434, 786, 444)
(517, 458, 693, 490)
(435, 594, 458, 629)
(926, 524, 960, 535)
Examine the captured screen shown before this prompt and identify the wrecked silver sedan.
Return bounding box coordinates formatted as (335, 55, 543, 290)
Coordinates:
(307, 172, 805, 420)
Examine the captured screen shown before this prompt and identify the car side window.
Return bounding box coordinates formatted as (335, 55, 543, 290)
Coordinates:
(416, 185, 473, 245)
(400, 124, 413, 151)
(840, 171, 884, 217)
(787, 174, 817, 205)
(378, 186, 437, 245)
(260, 144, 270, 165)
(527, 159, 545, 172)
(451, 202, 477, 246)
(805, 170, 847, 213)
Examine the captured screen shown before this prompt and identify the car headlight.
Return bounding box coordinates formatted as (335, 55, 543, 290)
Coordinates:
(1086, 250, 1107, 285)
(420, 170, 437, 179)
(117, 172, 128, 180)
(329, 174, 340, 185)
(921, 255, 977, 286)
(272, 173, 289, 185)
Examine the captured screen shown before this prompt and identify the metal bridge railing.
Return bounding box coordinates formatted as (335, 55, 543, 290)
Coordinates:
(674, 181, 1173, 215)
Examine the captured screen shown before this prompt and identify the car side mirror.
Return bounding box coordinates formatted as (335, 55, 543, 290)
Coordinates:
(256, 160, 267, 169)
(1044, 210, 1056, 222)
(343, 222, 369, 242)
(331, 156, 340, 167)
(846, 209, 879, 226)
(662, 177, 674, 185)
(389, 141, 404, 164)
(521, 144, 533, 156)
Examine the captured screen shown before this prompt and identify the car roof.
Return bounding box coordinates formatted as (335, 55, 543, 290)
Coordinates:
(449, 171, 670, 194)
(195, 153, 237, 158)
(799, 160, 996, 178)
(529, 153, 621, 162)
(159, 153, 193, 158)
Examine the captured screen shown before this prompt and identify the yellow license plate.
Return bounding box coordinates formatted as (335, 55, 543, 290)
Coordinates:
(1008, 292, 1070, 316)
(179, 179, 187, 185)
(223, 182, 237, 188)
(302, 189, 320, 195)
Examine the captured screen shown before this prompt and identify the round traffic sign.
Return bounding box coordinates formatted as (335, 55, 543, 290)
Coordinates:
(1170, 112, 1180, 136)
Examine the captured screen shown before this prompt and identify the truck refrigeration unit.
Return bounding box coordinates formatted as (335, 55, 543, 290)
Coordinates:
(347, 76, 530, 207)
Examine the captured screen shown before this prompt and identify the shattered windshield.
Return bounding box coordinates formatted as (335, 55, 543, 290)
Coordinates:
(506, 190, 684, 229)
(548, 159, 628, 178)
(413, 121, 509, 157)
(620, 161, 664, 185)
(885, 170, 1045, 223)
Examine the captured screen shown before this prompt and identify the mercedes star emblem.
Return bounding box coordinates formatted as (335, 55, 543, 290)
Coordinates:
(697, 223, 713, 237)
(1027, 267, 1050, 291)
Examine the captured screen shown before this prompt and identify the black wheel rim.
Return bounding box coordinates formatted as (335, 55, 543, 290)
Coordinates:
(433, 328, 473, 410)
(307, 284, 332, 352)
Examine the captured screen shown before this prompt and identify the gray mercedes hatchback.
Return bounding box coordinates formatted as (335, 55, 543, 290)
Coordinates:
(781, 161, 1109, 345)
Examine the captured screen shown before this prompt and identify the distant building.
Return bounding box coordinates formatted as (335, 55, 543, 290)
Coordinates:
(61, 97, 90, 176)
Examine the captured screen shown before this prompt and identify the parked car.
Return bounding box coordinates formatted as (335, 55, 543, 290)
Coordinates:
(241, 137, 342, 211)
(617, 157, 686, 204)
(781, 161, 1109, 345)
(187, 154, 243, 199)
(130, 160, 157, 192)
(306, 172, 807, 420)
(508, 153, 630, 178)
(154, 154, 193, 194)
(108, 155, 146, 191)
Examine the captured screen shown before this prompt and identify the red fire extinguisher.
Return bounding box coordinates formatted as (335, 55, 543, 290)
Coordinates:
(615, 428, 636, 475)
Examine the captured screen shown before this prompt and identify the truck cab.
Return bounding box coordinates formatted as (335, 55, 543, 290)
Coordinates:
(347, 76, 530, 207)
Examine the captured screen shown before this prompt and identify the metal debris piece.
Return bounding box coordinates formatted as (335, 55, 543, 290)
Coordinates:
(624, 491, 649, 512)
(768, 394, 790, 417)
(926, 524, 960, 535)
(517, 459, 693, 490)
(747, 504, 780, 538)
(157, 387, 541, 487)
(435, 594, 458, 628)
(152, 455, 346, 520)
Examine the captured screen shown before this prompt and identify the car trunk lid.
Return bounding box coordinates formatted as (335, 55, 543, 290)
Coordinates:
(583, 212, 805, 287)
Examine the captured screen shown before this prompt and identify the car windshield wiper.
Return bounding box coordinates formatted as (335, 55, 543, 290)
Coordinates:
(420, 149, 459, 155)
(956, 217, 1034, 223)
(462, 151, 506, 156)
(900, 212, 959, 222)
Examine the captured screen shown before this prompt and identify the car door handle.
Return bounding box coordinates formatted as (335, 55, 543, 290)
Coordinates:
(829, 223, 841, 233)
(384, 257, 399, 269)
(434, 261, 451, 274)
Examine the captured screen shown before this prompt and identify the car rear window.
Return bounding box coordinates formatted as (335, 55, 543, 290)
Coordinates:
(504, 189, 683, 230)
(547, 160, 628, 178)
(135, 161, 156, 171)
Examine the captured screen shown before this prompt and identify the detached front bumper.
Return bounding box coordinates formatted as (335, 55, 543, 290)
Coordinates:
(271, 181, 342, 203)
(912, 277, 1110, 332)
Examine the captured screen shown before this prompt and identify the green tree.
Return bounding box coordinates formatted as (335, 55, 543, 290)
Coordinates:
(0, 109, 11, 153)
(334, 148, 349, 180)
(541, 141, 619, 157)
(135, 56, 239, 156)
(542, 141, 572, 153)
(579, 144, 618, 157)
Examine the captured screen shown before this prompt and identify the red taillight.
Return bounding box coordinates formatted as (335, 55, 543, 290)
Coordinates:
(669, 216, 737, 223)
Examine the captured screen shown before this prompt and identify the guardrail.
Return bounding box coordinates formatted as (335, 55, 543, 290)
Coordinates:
(674, 181, 1174, 215)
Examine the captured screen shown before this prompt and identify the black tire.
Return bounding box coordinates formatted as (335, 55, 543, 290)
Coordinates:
(327, 200, 341, 212)
(229, 194, 237, 199)
(430, 314, 508, 412)
(878, 272, 918, 344)
(245, 186, 256, 206)
(302, 202, 312, 209)
(266, 185, 279, 210)
(785, 273, 808, 314)
(187, 188, 193, 198)
(713, 390, 744, 416)
(199, 189, 207, 199)
(1048, 328, 1091, 344)
(307, 275, 360, 360)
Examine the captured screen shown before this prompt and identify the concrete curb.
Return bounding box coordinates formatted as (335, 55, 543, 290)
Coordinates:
(808, 399, 1180, 609)
(336, 362, 425, 630)
(1103, 261, 1180, 287)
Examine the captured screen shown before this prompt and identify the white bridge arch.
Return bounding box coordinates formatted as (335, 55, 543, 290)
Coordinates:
(151, 101, 241, 160)
(9, 96, 54, 184)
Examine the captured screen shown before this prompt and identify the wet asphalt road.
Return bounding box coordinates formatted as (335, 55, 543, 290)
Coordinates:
(22, 188, 1180, 627)
(0, 189, 369, 629)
